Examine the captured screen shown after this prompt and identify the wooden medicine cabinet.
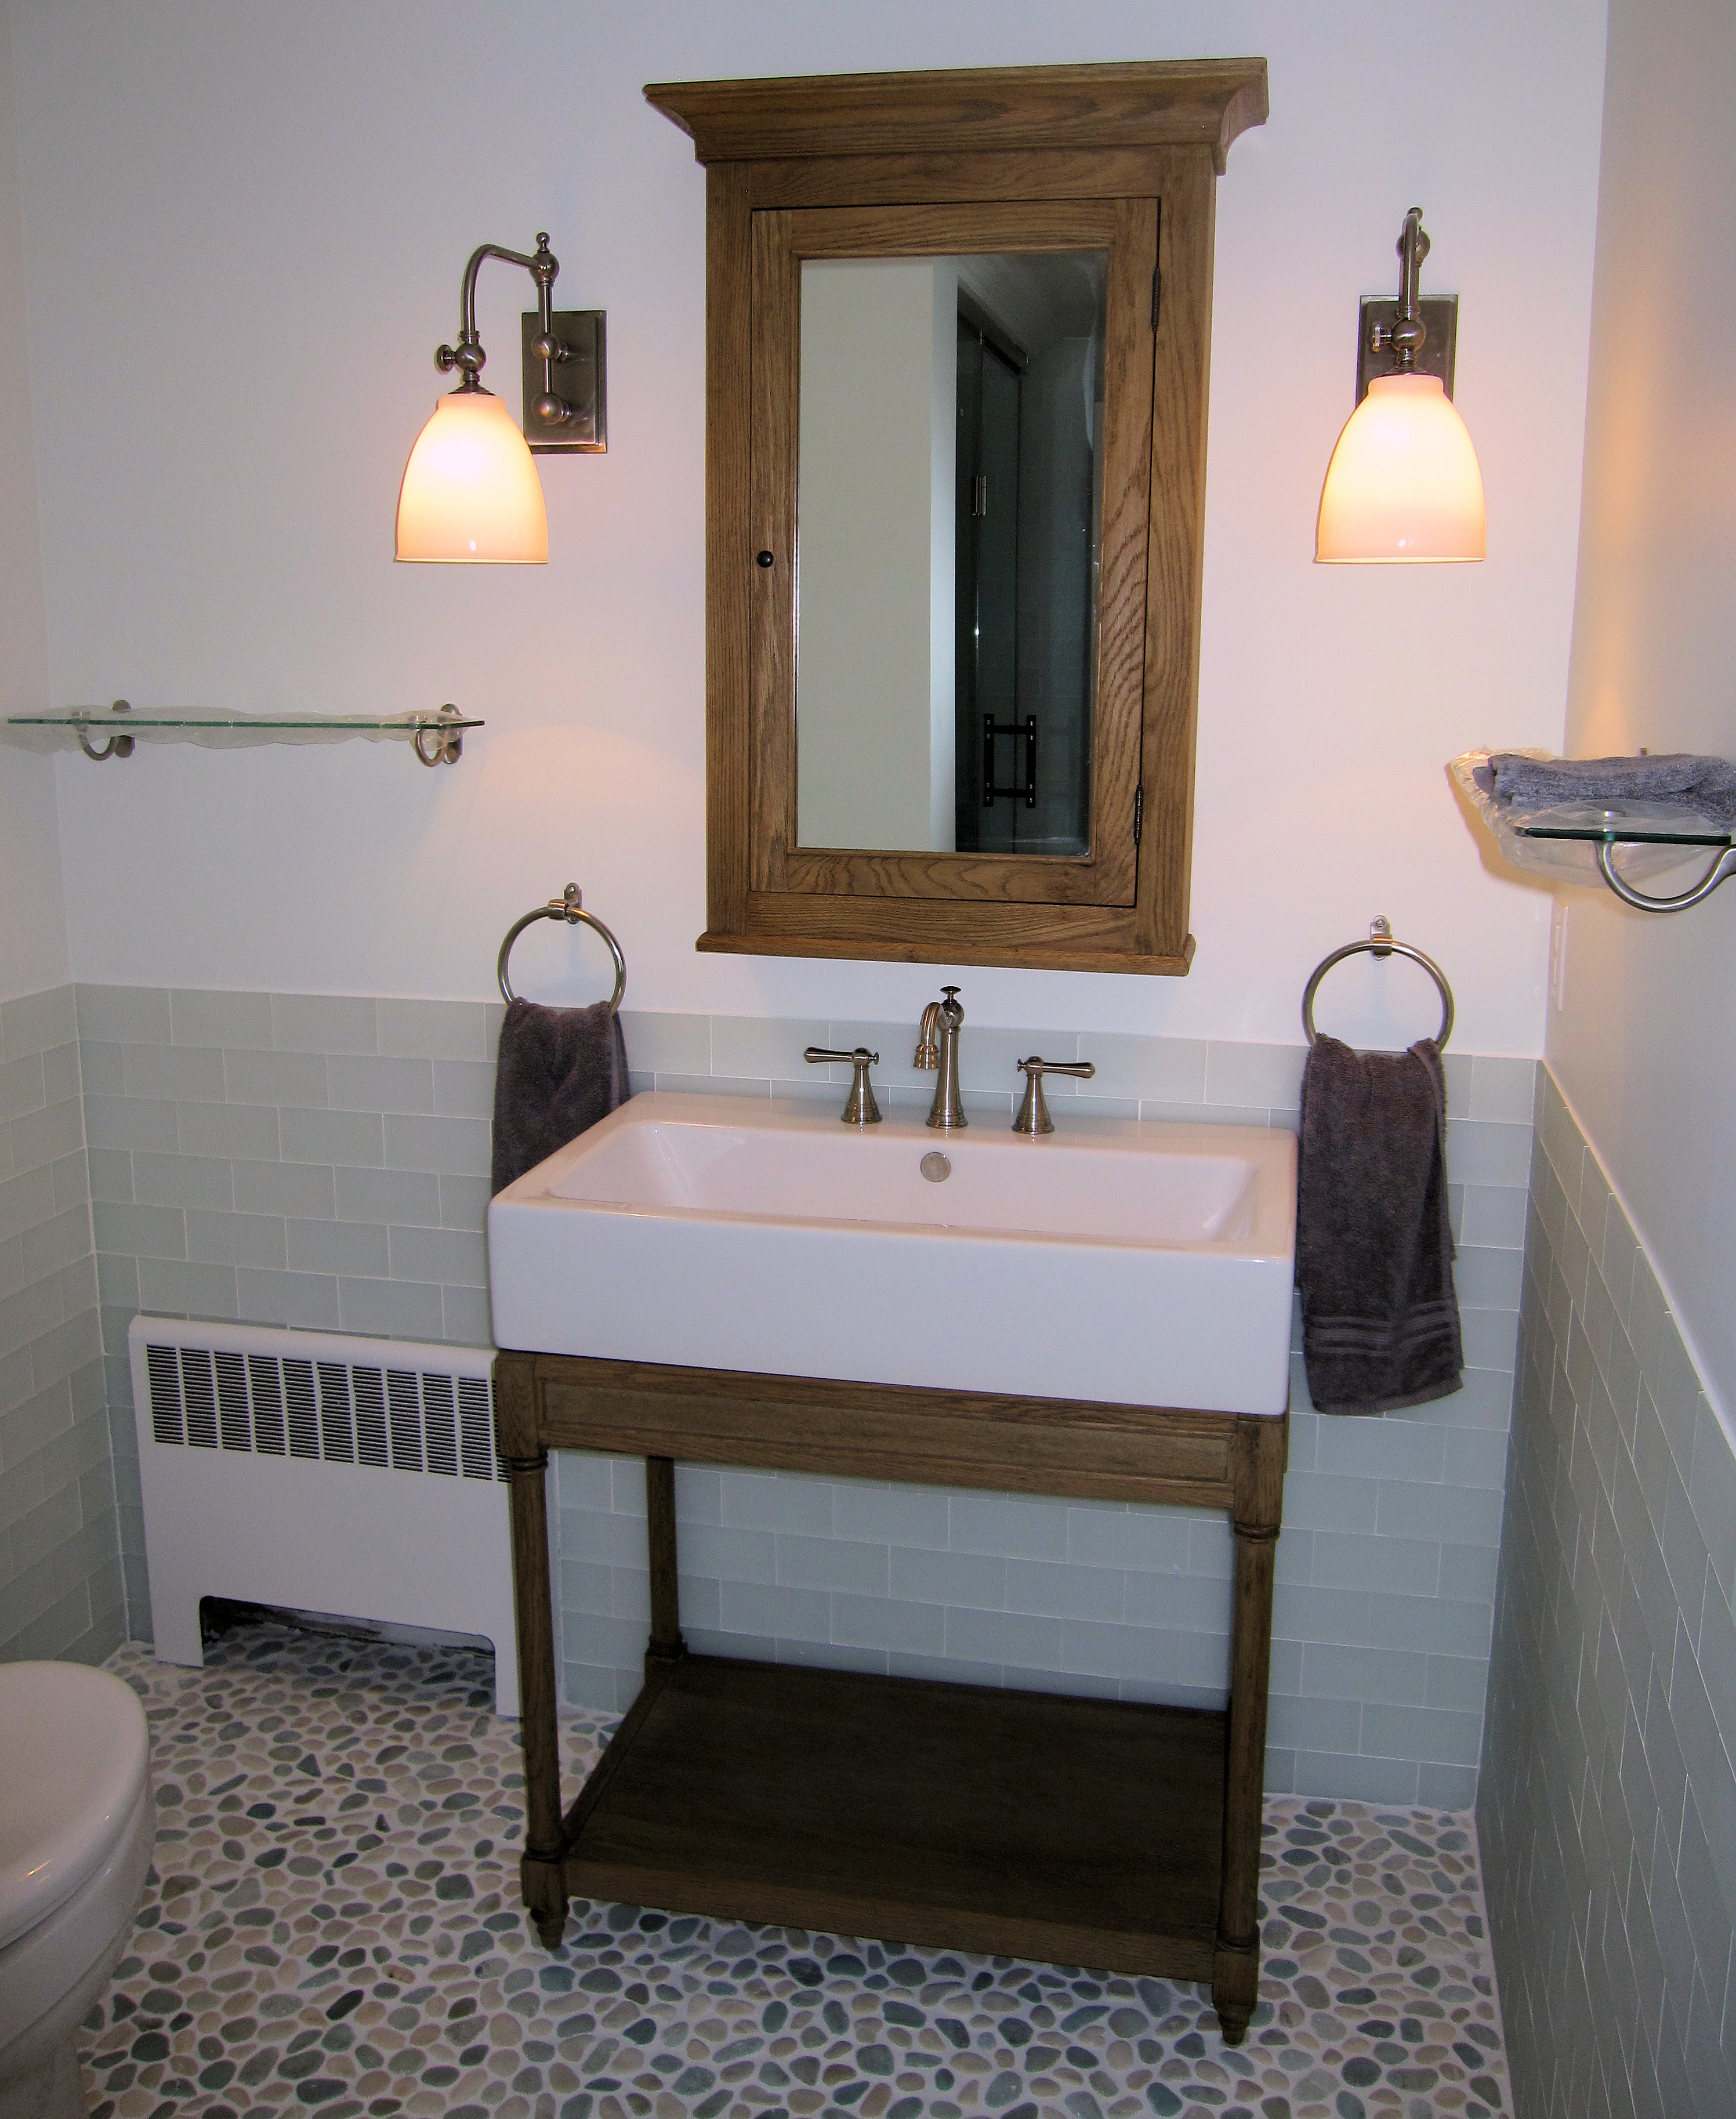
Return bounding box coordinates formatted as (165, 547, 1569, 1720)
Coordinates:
(647, 61, 1268, 975)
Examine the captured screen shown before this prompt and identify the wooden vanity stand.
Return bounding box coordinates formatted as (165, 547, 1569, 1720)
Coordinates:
(494, 1350, 1285, 2044)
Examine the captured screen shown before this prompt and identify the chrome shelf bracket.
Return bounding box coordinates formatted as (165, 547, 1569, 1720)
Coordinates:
(1594, 841, 1736, 913)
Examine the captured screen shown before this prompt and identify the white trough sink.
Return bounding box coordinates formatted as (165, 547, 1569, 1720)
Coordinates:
(487, 1092, 1297, 1415)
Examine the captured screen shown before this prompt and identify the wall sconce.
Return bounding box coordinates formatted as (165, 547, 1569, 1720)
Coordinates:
(395, 234, 606, 564)
(1315, 208, 1485, 564)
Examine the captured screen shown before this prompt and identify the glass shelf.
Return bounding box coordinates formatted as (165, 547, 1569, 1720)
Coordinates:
(1449, 749, 1736, 915)
(3, 704, 481, 767)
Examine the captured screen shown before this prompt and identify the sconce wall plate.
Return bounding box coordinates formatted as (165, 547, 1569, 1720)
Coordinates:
(1356, 294, 1458, 402)
(521, 310, 607, 452)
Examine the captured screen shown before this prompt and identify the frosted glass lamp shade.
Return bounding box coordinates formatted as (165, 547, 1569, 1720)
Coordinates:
(1315, 372, 1486, 563)
(395, 389, 548, 564)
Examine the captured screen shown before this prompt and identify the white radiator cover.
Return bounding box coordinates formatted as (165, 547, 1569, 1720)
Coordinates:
(128, 1316, 520, 1716)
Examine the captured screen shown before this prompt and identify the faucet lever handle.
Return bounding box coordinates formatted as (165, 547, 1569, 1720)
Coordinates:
(1013, 1055, 1095, 1136)
(804, 1046, 882, 1127)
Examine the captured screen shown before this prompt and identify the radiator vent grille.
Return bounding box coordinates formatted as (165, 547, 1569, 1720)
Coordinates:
(144, 1338, 503, 1482)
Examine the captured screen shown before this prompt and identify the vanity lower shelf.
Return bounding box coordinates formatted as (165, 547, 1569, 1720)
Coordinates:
(564, 1650, 1225, 1979)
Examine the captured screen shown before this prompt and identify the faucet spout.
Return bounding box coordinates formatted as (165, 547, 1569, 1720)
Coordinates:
(919, 985, 966, 1130)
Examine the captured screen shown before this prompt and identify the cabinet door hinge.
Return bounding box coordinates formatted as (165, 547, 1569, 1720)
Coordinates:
(1133, 786, 1143, 847)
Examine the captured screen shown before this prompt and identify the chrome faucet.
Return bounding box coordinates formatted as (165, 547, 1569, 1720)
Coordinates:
(915, 985, 966, 1129)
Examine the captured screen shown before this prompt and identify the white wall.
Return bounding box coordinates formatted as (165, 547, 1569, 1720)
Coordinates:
(0, 1, 68, 1001)
(796, 258, 953, 853)
(1548, 0, 1736, 1417)
(8, 0, 1607, 1053)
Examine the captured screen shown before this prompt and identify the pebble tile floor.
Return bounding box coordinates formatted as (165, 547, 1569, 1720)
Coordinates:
(82, 1624, 1513, 2119)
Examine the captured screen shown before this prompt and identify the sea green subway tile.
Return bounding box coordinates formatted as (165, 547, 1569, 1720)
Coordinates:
(131, 1151, 234, 1210)
(234, 1266, 340, 1331)
(1456, 1243, 1525, 1310)
(943, 1604, 1061, 1669)
(76, 985, 171, 1045)
(1425, 1650, 1492, 1711)
(1074, 1031, 1208, 1103)
(440, 1284, 492, 1348)
(29, 1310, 102, 1390)
(774, 1530, 888, 1596)
(222, 1048, 328, 1107)
(1005, 1556, 1125, 1622)
(1445, 1117, 1534, 1187)
(616, 1009, 709, 1076)
(335, 1166, 440, 1227)
(1469, 1055, 1538, 1124)
(2, 986, 75, 1059)
(1313, 1530, 1441, 1596)
(1065, 1619, 1228, 1690)
(889, 1545, 1005, 1609)
(948, 1490, 1068, 1562)
(1462, 1307, 1520, 1372)
(285, 1218, 387, 1276)
(21, 1205, 92, 1281)
(432, 1059, 495, 1119)
(1291, 1749, 1419, 1805)
(136, 1257, 238, 1318)
(438, 1175, 490, 1234)
(1204, 1040, 1305, 1110)
(279, 1107, 380, 1167)
(719, 1470, 832, 1537)
(1064, 1503, 1193, 1573)
(96, 1254, 139, 1309)
(169, 988, 273, 1049)
(123, 1041, 225, 1102)
(831, 1592, 946, 1655)
(1461, 1183, 1528, 1249)
(13, 1098, 82, 1174)
(50, 1151, 89, 1214)
(1282, 1469, 1379, 1533)
(186, 1209, 287, 1270)
(1365, 1591, 1491, 1657)
(382, 1113, 491, 1177)
(1123, 1570, 1236, 1632)
(0, 1052, 45, 1122)
(335, 1275, 443, 1340)
(177, 1101, 280, 1160)
(1362, 1701, 1484, 1767)
(232, 1159, 334, 1219)
(957, 1024, 1070, 1099)
(270, 993, 378, 1055)
(1314, 1414, 1445, 1482)
(1303, 1640, 1428, 1705)
(1376, 1479, 1506, 1547)
(0, 1166, 55, 1247)
(92, 1199, 185, 1261)
(1269, 1693, 1364, 1752)
(719, 1580, 830, 1643)
(77, 1042, 124, 1096)
(709, 1015, 829, 1082)
(327, 1053, 434, 1114)
(1140, 1099, 1265, 1126)
(1441, 1425, 1512, 1488)
(388, 1225, 487, 1287)
(41, 1043, 79, 1104)
(834, 1482, 950, 1548)
(83, 1096, 178, 1154)
(377, 998, 488, 1060)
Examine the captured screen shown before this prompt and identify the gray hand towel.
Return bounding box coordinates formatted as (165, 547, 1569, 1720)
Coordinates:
(1295, 1034, 1462, 1415)
(491, 997, 629, 1196)
(1476, 750, 1736, 825)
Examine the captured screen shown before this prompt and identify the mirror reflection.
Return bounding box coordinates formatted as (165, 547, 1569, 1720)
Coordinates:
(795, 250, 1108, 857)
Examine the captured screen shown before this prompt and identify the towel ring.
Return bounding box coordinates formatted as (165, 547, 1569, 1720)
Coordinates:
(497, 883, 627, 1011)
(1302, 916, 1454, 1049)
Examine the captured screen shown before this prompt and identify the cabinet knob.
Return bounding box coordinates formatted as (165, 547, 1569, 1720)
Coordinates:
(755, 550, 774, 568)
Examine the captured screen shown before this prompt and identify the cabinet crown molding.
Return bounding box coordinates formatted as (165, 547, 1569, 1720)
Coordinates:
(644, 59, 1270, 175)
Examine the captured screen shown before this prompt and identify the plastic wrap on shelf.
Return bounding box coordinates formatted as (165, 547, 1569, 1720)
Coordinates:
(1447, 749, 1731, 886)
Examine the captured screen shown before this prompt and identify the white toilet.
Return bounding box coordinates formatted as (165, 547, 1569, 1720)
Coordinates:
(0, 1664, 154, 2119)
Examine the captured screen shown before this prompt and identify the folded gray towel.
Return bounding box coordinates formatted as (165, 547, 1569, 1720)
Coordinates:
(1476, 751, 1736, 825)
(491, 997, 629, 1196)
(1295, 1034, 1462, 1415)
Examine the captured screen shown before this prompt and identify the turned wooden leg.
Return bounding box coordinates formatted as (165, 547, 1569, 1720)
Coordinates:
(645, 1455, 686, 1668)
(1214, 1415, 1285, 2044)
(495, 1353, 568, 1949)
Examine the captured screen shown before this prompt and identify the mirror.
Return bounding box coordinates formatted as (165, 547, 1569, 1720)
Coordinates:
(795, 251, 1108, 859)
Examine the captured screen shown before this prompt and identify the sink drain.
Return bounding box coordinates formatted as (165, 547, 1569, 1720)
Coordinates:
(919, 1152, 951, 1183)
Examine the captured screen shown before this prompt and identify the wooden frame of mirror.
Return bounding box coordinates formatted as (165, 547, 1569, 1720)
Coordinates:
(647, 61, 1269, 976)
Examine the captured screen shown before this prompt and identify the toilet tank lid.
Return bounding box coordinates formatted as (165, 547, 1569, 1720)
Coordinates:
(0, 1661, 150, 1950)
